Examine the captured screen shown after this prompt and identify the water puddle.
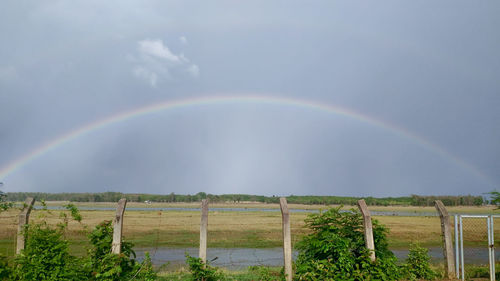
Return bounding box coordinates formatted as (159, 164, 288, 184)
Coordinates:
(135, 246, 496, 270)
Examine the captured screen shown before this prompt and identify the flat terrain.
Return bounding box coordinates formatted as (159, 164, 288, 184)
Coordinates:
(1, 202, 499, 257)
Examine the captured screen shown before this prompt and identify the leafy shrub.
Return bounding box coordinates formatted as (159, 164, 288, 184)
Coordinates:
(294, 206, 402, 280)
(13, 223, 86, 281)
(136, 252, 157, 281)
(403, 243, 436, 280)
(87, 220, 156, 281)
(0, 255, 12, 281)
(7, 204, 156, 281)
(185, 253, 225, 281)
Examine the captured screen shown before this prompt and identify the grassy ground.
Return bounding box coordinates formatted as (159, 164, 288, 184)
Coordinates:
(1, 202, 499, 257)
(157, 266, 285, 281)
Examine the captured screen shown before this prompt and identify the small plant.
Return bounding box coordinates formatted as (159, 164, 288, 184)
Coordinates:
(134, 252, 157, 281)
(185, 253, 225, 281)
(64, 203, 83, 222)
(403, 243, 436, 280)
(248, 265, 285, 281)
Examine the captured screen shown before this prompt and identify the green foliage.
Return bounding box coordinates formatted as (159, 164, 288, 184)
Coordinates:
(4, 204, 156, 281)
(294, 206, 402, 281)
(6, 191, 485, 206)
(248, 266, 285, 281)
(466, 265, 489, 279)
(0, 255, 12, 281)
(0, 190, 12, 212)
(87, 220, 156, 281)
(185, 253, 225, 281)
(489, 191, 500, 208)
(402, 243, 436, 280)
(64, 203, 82, 222)
(12, 223, 87, 281)
(136, 252, 157, 281)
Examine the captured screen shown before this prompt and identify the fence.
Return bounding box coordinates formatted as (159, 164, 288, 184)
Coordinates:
(2, 198, 307, 281)
(455, 215, 500, 281)
(3, 198, 499, 280)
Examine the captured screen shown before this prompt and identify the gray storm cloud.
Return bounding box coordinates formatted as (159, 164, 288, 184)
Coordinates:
(0, 1, 498, 196)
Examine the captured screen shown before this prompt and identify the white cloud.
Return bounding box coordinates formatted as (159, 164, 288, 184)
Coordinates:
(131, 39, 199, 87)
(179, 36, 188, 45)
(138, 39, 180, 62)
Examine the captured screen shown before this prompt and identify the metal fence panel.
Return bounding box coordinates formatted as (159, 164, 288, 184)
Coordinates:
(456, 215, 495, 281)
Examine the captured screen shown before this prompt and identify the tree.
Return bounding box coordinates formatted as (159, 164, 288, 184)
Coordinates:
(489, 191, 500, 208)
(0, 183, 12, 212)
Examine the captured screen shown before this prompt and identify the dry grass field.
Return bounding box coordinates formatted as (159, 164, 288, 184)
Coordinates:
(1, 202, 499, 258)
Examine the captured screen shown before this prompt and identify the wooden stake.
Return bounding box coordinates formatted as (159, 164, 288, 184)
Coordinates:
(280, 197, 293, 281)
(16, 197, 35, 254)
(111, 198, 127, 254)
(357, 199, 376, 262)
(199, 199, 209, 264)
(435, 200, 456, 279)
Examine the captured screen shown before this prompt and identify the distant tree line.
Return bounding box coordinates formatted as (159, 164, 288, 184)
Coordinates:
(409, 194, 484, 206)
(5, 192, 486, 206)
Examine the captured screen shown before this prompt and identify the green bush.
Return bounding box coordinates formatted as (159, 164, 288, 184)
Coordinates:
(87, 220, 135, 277)
(13, 223, 87, 281)
(6, 204, 156, 281)
(403, 243, 436, 280)
(0, 255, 12, 281)
(185, 253, 225, 281)
(87, 220, 156, 281)
(294, 206, 402, 281)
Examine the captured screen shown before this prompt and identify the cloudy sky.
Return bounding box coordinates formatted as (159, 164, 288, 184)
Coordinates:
(0, 1, 499, 197)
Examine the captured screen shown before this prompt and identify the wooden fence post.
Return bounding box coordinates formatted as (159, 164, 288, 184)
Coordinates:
(435, 200, 455, 279)
(16, 197, 35, 254)
(199, 199, 209, 264)
(111, 198, 127, 254)
(280, 197, 293, 281)
(357, 199, 376, 262)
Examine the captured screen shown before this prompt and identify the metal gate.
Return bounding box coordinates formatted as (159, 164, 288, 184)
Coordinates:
(455, 215, 496, 280)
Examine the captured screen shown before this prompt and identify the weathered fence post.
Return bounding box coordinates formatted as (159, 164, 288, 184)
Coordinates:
(16, 197, 35, 254)
(357, 199, 376, 262)
(199, 199, 209, 264)
(435, 200, 456, 279)
(111, 198, 127, 254)
(280, 197, 293, 281)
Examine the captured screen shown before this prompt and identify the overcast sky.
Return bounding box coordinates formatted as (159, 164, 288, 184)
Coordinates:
(0, 1, 499, 197)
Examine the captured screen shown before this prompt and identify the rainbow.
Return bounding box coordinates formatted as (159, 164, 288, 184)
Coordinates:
(0, 95, 495, 187)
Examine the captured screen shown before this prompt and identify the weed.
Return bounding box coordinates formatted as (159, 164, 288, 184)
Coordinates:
(185, 253, 225, 281)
